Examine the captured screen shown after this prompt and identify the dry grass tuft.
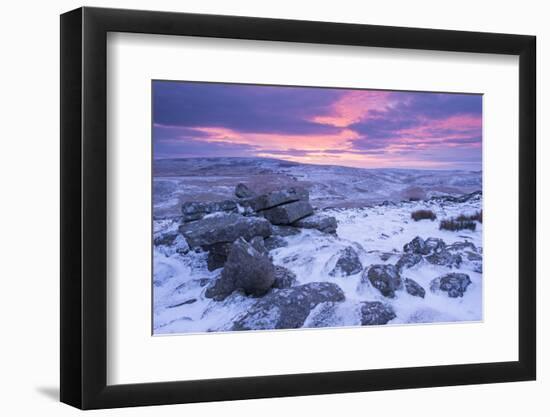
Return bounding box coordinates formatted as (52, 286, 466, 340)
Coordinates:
(411, 209, 437, 221)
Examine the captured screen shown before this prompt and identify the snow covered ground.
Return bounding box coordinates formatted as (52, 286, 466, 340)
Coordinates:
(152, 158, 482, 334)
(153, 157, 481, 216)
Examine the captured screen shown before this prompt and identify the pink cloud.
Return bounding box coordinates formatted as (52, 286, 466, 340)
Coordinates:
(188, 126, 359, 153)
(154, 86, 482, 170)
(311, 90, 396, 127)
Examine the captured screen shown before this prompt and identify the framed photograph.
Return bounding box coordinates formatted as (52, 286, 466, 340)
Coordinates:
(60, 7, 536, 409)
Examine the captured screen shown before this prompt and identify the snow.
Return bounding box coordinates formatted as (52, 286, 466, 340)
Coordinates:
(152, 158, 482, 334)
(153, 157, 482, 216)
(153, 197, 482, 334)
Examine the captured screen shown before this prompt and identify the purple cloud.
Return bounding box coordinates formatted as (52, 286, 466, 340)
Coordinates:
(153, 81, 343, 135)
(152, 81, 483, 170)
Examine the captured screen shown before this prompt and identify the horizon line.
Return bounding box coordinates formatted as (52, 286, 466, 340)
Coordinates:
(152, 156, 482, 172)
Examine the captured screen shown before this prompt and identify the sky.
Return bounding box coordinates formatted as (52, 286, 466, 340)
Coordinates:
(153, 81, 482, 170)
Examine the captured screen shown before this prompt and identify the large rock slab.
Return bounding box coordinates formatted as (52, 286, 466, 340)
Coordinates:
(179, 213, 272, 248)
(328, 246, 363, 277)
(205, 237, 275, 300)
(248, 187, 309, 212)
(181, 200, 237, 222)
(292, 213, 337, 234)
(362, 264, 403, 298)
(430, 273, 472, 298)
(260, 200, 313, 225)
(206, 236, 267, 271)
(360, 301, 396, 325)
(221, 237, 275, 296)
(231, 282, 345, 330)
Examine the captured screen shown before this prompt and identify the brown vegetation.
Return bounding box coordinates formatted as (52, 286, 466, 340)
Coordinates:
(456, 210, 482, 223)
(411, 209, 437, 221)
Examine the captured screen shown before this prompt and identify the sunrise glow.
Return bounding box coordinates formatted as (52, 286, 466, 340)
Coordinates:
(153, 81, 482, 170)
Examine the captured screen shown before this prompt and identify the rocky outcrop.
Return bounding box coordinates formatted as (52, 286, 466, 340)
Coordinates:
(239, 186, 334, 230)
(260, 200, 314, 225)
(231, 282, 345, 330)
(205, 236, 267, 272)
(264, 236, 288, 251)
(403, 236, 445, 256)
(205, 242, 232, 271)
(205, 237, 275, 300)
(360, 301, 396, 325)
(272, 266, 297, 289)
(292, 213, 337, 234)
(329, 246, 363, 277)
(430, 190, 482, 204)
(154, 233, 189, 256)
(465, 251, 482, 261)
(271, 225, 301, 237)
(446, 241, 477, 253)
(249, 236, 268, 255)
(181, 200, 237, 223)
(362, 264, 403, 298)
(396, 253, 423, 272)
(403, 236, 426, 254)
(247, 187, 309, 212)
(179, 213, 272, 248)
(179, 186, 338, 272)
(154, 231, 179, 247)
(204, 278, 232, 301)
(404, 278, 425, 298)
(235, 183, 255, 198)
(426, 251, 462, 268)
(221, 237, 275, 297)
(424, 237, 446, 254)
(430, 273, 471, 298)
(378, 252, 396, 261)
(446, 241, 482, 267)
(303, 302, 343, 328)
(402, 236, 462, 268)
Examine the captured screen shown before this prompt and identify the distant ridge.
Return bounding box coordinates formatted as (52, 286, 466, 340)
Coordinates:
(154, 156, 480, 176)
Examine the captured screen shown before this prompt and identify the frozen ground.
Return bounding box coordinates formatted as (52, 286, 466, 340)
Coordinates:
(153, 157, 481, 217)
(152, 158, 482, 334)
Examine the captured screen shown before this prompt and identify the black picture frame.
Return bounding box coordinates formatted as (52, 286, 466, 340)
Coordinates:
(60, 6, 536, 410)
